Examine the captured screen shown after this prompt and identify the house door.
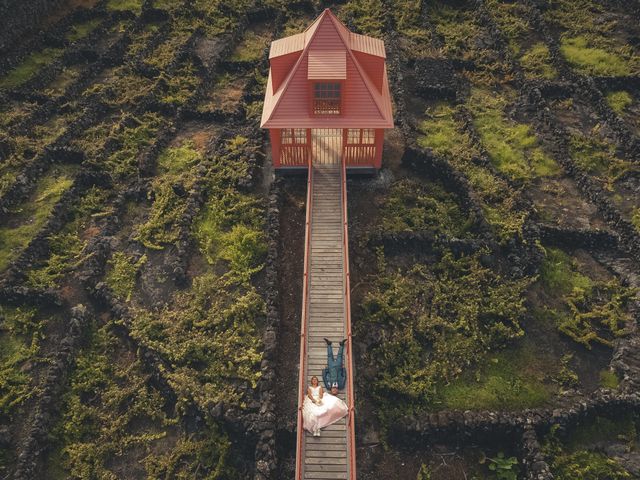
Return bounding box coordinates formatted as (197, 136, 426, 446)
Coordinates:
(311, 128, 342, 165)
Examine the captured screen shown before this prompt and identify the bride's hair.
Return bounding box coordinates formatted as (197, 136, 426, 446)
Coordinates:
(310, 376, 318, 385)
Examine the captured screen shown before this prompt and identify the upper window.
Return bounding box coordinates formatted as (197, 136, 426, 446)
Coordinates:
(347, 128, 375, 144)
(313, 82, 341, 115)
(282, 128, 307, 145)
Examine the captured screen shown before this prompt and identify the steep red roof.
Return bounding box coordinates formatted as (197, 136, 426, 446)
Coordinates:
(260, 9, 393, 129)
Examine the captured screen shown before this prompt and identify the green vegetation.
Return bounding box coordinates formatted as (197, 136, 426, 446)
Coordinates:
(131, 271, 263, 412)
(418, 103, 527, 242)
(378, 179, 474, 238)
(359, 247, 533, 421)
(484, 0, 530, 56)
(105, 253, 147, 302)
(0, 168, 74, 272)
(160, 62, 201, 105)
(599, 370, 620, 389)
(485, 452, 519, 480)
(104, 113, 165, 178)
(434, 343, 553, 411)
(430, 3, 508, 84)
(51, 323, 237, 478)
(519, 43, 557, 80)
(544, 0, 640, 76)
(569, 133, 639, 190)
(543, 417, 636, 480)
(538, 247, 635, 348)
(632, 208, 640, 232)
(230, 31, 270, 62)
(134, 141, 202, 250)
(106, 0, 143, 13)
(193, 137, 265, 284)
(560, 36, 634, 77)
(0, 48, 64, 89)
(341, 0, 385, 37)
(66, 19, 102, 42)
(469, 89, 561, 181)
(0, 306, 40, 420)
(26, 187, 109, 289)
(606, 91, 633, 114)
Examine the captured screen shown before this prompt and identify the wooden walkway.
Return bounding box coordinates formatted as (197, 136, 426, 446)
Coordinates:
(295, 132, 355, 479)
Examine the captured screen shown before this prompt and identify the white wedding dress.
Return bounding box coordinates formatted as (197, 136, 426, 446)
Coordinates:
(302, 385, 348, 435)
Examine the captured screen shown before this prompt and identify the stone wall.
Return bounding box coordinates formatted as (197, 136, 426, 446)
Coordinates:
(0, 0, 67, 57)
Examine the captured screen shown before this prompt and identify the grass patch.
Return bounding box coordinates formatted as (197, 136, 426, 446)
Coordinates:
(0, 48, 64, 89)
(520, 43, 557, 80)
(193, 153, 265, 283)
(434, 343, 553, 411)
(469, 88, 561, 181)
(106, 0, 143, 13)
(599, 370, 620, 389)
(0, 168, 74, 272)
(606, 91, 633, 115)
(50, 324, 216, 479)
(560, 36, 635, 76)
(341, 0, 386, 37)
(66, 18, 102, 42)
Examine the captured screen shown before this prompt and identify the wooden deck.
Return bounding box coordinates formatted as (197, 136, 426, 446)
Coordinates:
(296, 131, 355, 479)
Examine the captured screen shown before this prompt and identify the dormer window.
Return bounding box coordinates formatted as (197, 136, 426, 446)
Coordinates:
(313, 82, 341, 115)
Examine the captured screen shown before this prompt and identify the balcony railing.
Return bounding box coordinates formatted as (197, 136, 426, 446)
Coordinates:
(313, 98, 340, 115)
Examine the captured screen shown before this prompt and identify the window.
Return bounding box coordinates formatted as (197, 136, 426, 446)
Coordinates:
(313, 82, 341, 115)
(282, 128, 307, 145)
(347, 128, 375, 144)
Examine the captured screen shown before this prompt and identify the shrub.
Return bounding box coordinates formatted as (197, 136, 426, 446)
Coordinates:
(606, 91, 633, 114)
(378, 179, 474, 237)
(539, 247, 636, 348)
(519, 43, 557, 80)
(0, 306, 40, 420)
(105, 252, 147, 302)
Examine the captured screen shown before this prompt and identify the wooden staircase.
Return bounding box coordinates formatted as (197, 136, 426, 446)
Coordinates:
(295, 155, 356, 479)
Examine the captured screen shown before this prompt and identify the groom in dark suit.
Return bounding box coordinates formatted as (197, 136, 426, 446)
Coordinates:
(322, 338, 347, 391)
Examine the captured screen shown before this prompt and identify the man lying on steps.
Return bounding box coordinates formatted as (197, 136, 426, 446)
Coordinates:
(322, 338, 347, 391)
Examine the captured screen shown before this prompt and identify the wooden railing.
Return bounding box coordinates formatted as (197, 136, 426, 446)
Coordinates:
(344, 144, 376, 165)
(294, 160, 313, 480)
(313, 98, 340, 115)
(281, 144, 309, 166)
(341, 155, 357, 480)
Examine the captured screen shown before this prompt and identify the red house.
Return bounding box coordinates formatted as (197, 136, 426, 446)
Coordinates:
(260, 9, 394, 171)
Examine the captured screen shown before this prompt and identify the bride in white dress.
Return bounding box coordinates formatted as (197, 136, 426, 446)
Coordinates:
(302, 376, 348, 436)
